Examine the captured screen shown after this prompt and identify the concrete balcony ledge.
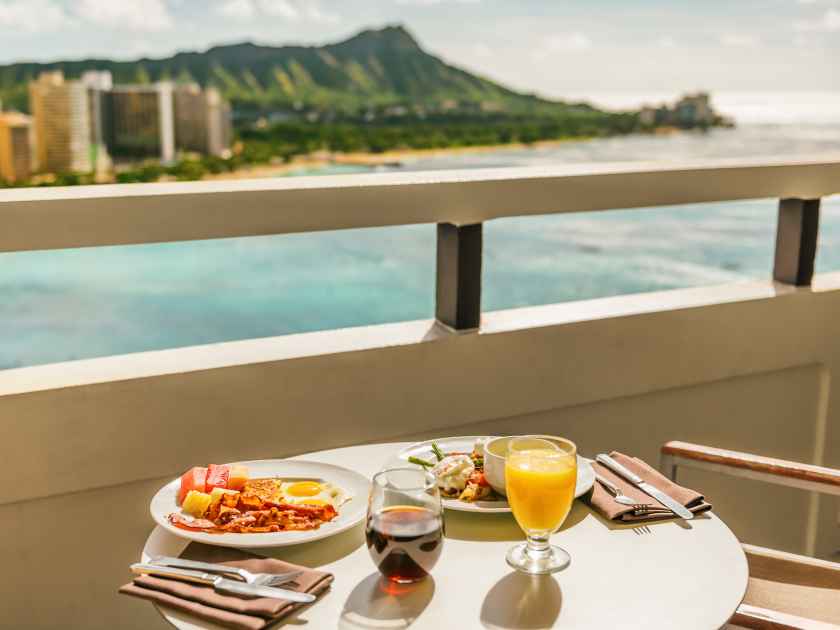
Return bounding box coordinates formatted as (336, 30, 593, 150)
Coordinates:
(2, 274, 835, 399)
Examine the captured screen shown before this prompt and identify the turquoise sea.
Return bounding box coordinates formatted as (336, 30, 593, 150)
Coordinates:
(2, 93, 840, 369)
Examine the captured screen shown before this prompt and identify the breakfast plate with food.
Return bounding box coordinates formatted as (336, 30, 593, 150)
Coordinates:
(150, 459, 370, 548)
(389, 436, 595, 513)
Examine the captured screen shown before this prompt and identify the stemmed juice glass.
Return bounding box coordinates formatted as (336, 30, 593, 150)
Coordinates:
(505, 436, 577, 574)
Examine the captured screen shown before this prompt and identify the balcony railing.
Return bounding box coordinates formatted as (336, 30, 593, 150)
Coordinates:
(3, 156, 840, 329)
(2, 157, 840, 629)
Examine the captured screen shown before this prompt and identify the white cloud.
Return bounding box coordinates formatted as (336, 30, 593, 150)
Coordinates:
(218, 0, 256, 19)
(657, 35, 677, 48)
(256, 0, 299, 18)
(299, 2, 339, 23)
(795, 7, 840, 30)
(720, 33, 761, 47)
(75, 0, 173, 31)
(0, 0, 68, 33)
(532, 32, 592, 60)
(216, 0, 338, 23)
(470, 43, 493, 58)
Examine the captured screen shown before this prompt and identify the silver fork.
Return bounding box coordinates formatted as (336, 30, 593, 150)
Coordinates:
(595, 473, 637, 506)
(150, 556, 303, 587)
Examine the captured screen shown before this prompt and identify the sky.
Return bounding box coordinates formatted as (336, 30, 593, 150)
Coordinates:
(0, 0, 837, 100)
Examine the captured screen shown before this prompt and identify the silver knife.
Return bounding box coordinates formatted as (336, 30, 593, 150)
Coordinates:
(595, 454, 693, 520)
(130, 563, 316, 603)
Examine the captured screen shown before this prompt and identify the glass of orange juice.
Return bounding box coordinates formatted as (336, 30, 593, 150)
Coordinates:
(505, 436, 577, 574)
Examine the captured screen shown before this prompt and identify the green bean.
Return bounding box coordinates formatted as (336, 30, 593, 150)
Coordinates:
(431, 442, 445, 462)
(408, 456, 434, 468)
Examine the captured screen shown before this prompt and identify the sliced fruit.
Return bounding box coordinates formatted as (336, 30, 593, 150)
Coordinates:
(178, 467, 208, 505)
(227, 465, 249, 491)
(182, 490, 213, 517)
(209, 486, 239, 503)
(205, 464, 231, 492)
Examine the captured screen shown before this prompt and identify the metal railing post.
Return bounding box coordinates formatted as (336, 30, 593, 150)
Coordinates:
(435, 222, 482, 331)
(773, 198, 820, 286)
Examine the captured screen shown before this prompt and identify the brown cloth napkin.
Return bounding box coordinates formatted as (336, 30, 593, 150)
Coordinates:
(119, 543, 333, 630)
(585, 451, 712, 523)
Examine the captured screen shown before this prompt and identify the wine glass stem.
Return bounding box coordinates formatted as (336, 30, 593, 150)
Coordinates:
(526, 533, 551, 559)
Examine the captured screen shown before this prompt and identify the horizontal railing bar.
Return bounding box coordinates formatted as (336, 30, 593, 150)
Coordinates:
(1, 156, 839, 253)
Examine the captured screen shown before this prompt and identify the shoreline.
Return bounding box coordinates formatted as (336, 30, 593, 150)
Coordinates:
(330, 136, 594, 165)
(205, 136, 597, 181)
(203, 126, 722, 183)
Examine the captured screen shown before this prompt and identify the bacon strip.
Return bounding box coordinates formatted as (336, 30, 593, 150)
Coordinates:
(168, 479, 339, 534)
(168, 514, 222, 532)
(168, 501, 337, 534)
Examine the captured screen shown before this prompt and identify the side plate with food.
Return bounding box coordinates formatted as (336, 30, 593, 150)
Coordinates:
(388, 436, 595, 513)
(150, 459, 371, 548)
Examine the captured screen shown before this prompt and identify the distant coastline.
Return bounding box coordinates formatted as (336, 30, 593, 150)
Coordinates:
(207, 125, 712, 182)
(203, 136, 598, 180)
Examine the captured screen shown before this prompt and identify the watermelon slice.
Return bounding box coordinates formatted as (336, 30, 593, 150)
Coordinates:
(205, 464, 231, 492)
(178, 467, 207, 505)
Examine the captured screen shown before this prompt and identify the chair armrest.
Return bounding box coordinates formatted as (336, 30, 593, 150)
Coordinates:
(743, 544, 840, 589)
(660, 441, 840, 496)
(732, 604, 840, 630)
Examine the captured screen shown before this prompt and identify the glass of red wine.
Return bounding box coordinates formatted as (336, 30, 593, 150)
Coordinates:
(366, 468, 444, 583)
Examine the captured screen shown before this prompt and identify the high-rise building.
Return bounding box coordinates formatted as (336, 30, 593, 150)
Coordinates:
(0, 112, 33, 183)
(29, 72, 92, 173)
(26, 72, 231, 174)
(81, 71, 114, 175)
(107, 83, 175, 163)
(173, 84, 232, 157)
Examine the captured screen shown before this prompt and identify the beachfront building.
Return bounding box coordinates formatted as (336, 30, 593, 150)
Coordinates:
(107, 83, 175, 163)
(29, 72, 92, 173)
(81, 71, 114, 176)
(639, 92, 717, 129)
(174, 84, 232, 157)
(0, 111, 33, 183)
(26, 71, 231, 173)
(674, 92, 714, 126)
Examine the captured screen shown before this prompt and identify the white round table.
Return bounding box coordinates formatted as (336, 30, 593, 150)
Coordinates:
(141, 442, 748, 630)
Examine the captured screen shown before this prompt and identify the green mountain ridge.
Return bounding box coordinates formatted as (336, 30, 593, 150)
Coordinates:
(0, 25, 581, 115)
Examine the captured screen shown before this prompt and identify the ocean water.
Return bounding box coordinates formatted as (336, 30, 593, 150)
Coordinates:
(2, 93, 840, 369)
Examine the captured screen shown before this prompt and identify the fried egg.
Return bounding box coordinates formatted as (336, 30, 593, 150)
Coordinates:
(279, 480, 351, 508)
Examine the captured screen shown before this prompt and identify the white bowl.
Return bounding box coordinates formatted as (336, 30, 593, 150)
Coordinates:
(483, 436, 515, 496)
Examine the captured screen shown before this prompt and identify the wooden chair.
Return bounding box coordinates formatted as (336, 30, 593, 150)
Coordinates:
(660, 441, 840, 630)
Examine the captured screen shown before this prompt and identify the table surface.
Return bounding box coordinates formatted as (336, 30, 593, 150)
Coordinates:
(142, 442, 749, 630)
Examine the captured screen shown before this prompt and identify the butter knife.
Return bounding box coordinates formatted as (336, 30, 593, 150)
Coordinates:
(130, 563, 316, 603)
(595, 454, 693, 520)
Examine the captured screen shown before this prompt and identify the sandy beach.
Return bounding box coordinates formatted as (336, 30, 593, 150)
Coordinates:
(204, 137, 592, 181)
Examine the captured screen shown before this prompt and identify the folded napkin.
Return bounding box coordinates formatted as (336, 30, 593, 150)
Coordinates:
(119, 543, 333, 630)
(586, 451, 712, 523)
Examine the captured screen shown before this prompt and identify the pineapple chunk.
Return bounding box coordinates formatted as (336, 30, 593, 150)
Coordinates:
(209, 487, 238, 505)
(182, 490, 213, 517)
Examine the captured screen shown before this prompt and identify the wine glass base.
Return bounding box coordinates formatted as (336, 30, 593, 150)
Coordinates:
(506, 543, 571, 575)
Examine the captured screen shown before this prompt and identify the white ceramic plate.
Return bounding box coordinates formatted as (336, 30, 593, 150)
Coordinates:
(389, 436, 595, 513)
(150, 459, 371, 548)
